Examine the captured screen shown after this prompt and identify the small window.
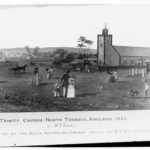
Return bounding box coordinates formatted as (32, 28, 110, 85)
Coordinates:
(124, 59, 127, 65)
(131, 60, 134, 64)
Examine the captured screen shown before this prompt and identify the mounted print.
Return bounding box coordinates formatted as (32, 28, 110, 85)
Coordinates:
(0, 2, 150, 146)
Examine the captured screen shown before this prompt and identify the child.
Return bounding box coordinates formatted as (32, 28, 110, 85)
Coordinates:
(53, 83, 60, 97)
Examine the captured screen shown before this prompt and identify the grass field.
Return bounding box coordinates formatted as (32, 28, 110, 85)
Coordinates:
(0, 61, 150, 112)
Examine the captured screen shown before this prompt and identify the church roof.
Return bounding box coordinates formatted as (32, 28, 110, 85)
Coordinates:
(114, 45, 150, 57)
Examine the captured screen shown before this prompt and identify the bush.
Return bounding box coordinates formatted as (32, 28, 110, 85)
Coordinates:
(61, 53, 75, 63)
(78, 54, 84, 60)
(65, 53, 75, 62)
(53, 49, 67, 57)
(53, 59, 62, 66)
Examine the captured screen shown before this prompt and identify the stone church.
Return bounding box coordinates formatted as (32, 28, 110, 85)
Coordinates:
(97, 26, 150, 66)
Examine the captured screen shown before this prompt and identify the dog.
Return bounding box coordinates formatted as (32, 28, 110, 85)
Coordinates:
(130, 89, 139, 100)
(53, 83, 60, 97)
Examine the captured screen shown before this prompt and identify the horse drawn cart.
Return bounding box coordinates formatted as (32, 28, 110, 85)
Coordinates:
(9, 62, 28, 73)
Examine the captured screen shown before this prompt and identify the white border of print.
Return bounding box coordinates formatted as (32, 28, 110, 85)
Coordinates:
(0, 0, 150, 147)
(0, 0, 150, 5)
(0, 110, 150, 146)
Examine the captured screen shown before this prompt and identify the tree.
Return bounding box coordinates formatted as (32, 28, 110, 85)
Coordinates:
(53, 58, 62, 66)
(77, 36, 86, 52)
(25, 45, 30, 54)
(78, 53, 84, 60)
(33, 46, 39, 56)
(77, 36, 93, 60)
(84, 39, 93, 60)
(77, 36, 86, 48)
(53, 49, 67, 57)
(77, 36, 87, 59)
(85, 40, 93, 48)
(65, 53, 75, 62)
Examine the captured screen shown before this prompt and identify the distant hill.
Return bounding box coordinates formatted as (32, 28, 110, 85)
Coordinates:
(38, 47, 97, 54)
(0, 47, 97, 54)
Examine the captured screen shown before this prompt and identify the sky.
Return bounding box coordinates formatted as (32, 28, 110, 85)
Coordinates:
(0, 4, 150, 49)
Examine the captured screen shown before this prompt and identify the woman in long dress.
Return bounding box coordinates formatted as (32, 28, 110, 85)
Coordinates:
(46, 68, 50, 80)
(67, 75, 76, 98)
(35, 72, 40, 86)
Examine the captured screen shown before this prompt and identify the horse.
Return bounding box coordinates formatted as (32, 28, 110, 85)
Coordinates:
(11, 64, 27, 73)
(18, 64, 28, 72)
(11, 66, 19, 73)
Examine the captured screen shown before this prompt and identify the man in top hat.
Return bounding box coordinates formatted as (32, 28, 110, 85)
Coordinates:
(60, 70, 70, 98)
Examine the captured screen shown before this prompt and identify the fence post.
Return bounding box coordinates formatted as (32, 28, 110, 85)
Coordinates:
(146, 62, 149, 74)
(142, 68, 145, 78)
(144, 68, 147, 74)
(132, 68, 134, 76)
(135, 67, 138, 75)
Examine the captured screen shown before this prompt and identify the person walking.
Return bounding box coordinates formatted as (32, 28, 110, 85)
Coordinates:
(144, 80, 149, 99)
(35, 72, 40, 86)
(49, 65, 54, 79)
(34, 66, 39, 76)
(60, 70, 70, 98)
(32, 66, 39, 85)
(46, 67, 50, 80)
(46, 66, 54, 80)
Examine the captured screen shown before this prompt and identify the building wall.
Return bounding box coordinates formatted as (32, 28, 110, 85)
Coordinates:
(97, 35, 104, 65)
(120, 56, 150, 66)
(105, 35, 120, 66)
(97, 28, 150, 66)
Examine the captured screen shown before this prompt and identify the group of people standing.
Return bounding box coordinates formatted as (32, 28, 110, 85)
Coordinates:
(106, 66, 150, 99)
(31, 65, 76, 98)
(32, 65, 54, 86)
(53, 70, 76, 98)
(46, 66, 54, 80)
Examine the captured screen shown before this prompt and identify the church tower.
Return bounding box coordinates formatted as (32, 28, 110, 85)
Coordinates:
(102, 25, 108, 36)
(97, 25, 112, 66)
